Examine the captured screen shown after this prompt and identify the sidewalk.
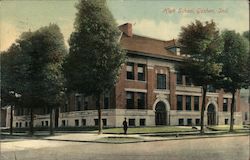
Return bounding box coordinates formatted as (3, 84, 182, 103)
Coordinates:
(43, 131, 249, 144)
(1, 128, 249, 144)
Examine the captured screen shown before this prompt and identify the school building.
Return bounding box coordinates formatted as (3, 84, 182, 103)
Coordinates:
(12, 23, 243, 128)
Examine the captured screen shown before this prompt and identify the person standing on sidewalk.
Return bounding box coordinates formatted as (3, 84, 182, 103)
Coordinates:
(123, 118, 128, 134)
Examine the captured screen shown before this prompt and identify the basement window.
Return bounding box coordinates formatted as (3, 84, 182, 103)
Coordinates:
(75, 119, 79, 126)
(129, 119, 135, 126)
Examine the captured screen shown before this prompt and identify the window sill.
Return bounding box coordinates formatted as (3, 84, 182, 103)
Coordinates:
(126, 79, 147, 83)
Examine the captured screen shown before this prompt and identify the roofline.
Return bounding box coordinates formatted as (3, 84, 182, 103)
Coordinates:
(126, 50, 184, 62)
(131, 33, 177, 44)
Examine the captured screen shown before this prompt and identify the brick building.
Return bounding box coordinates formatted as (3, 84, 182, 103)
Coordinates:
(12, 23, 243, 128)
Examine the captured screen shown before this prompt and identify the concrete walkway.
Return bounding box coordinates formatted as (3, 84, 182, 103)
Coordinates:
(42, 132, 249, 143)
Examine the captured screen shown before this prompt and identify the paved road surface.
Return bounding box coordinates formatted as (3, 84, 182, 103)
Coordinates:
(1, 135, 249, 160)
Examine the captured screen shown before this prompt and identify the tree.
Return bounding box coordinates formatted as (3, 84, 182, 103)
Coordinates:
(1, 44, 31, 135)
(178, 20, 223, 134)
(216, 30, 249, 132)
(63, 0, 125, 134)
(1, 24, 67, 135)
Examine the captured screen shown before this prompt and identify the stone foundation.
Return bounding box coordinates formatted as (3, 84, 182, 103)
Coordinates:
(13, 109, 243, 128)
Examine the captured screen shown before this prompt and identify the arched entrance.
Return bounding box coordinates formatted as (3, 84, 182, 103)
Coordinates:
(207, 104, 216, 125)
(155, 101, 167, 125)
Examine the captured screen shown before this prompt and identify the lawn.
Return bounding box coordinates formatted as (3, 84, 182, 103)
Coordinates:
(207, 125, 249, 131)
(102, 126, 197, 134)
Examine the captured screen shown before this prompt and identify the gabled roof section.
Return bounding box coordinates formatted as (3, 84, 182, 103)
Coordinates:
(118, 23, 183, 61)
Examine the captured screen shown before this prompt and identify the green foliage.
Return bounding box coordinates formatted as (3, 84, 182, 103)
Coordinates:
(63, 0, 125, 96)
(178, 20, 223, 134)
(1, 24, 67, 109)
(178, 20, 223, 86)
(242, 30, 249, 41)
(1, 44, 31, 107)
(216, 30, 249, 92)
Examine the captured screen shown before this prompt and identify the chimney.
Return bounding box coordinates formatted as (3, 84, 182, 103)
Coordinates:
(118, 23, 132, 37)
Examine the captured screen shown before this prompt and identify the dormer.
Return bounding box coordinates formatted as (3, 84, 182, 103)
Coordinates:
(165, 39, 181, 56)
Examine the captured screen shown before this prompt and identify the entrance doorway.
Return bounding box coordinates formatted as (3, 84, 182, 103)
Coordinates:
(155, 101, 167, 125)
(207, 104, 216, 125)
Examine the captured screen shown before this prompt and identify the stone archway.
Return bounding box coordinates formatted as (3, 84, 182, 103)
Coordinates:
(155, 101, 167, 125)
(207, 104, 216, 125)
(153, 98, 170, 126)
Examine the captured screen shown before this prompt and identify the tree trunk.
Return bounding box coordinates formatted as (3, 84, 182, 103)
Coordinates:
(50, 107, 54, 135)
(10, 105, 13, 135)
(97, 94, 102, 134)
(29, 108, 34, 136)
(229, 91, 236, 132)
(200, 85, 207, 134)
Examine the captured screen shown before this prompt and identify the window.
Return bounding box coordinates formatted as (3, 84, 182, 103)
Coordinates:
(43, 107, 50, 114)
(157, 74, 166, 89)
(84, 97, 88, 110)
(177, 95, 183, 110)
(82, 119, 86, 126)
(24, 108, 29, 115)
(195, 119, 200, 125)
(176, 72, 182, 85)
(104, 93, 109, 109)
(245, 112, 248, 120)
(25, 122, 28, 127)
(223, 98, 228, 112)
(75, 119, 79, 126)
(185, 76, 192, 85)
(102, 119, 107, 126)
(63, 100, 69, 112)
(75, 95, 81, 111)
(45, 121, 48, 126)
(194, 96, 199, 111)
(187, 119, 192, 126)
(129, 119, 135, 126)
(138, 64, 145, 81)
(20, 108, 24, 115)
(19, 122, 22, 128)
(94, 119, 99, 126)
(137, 93, 146, 109)
(94, 119, 106, 126)
(140, 119, 146, 126)
(16, 122, 18, 128)
(126, 92, 134, 109)
(178, 119, 184, 125)
(186, 96, 191, 111)
(62, 120, 66, 127)
(225, 119, 229, 125)
(126, 62, 134, 80)
(95, 98, 99, 110)
(16, 108, 20, 116)
(42, 121, 44, 126)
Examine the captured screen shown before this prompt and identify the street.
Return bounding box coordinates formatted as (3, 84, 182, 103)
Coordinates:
(1, 135, 249, 160)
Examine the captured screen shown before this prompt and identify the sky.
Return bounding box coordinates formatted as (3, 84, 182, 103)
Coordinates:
(0, 0, 249, 51)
